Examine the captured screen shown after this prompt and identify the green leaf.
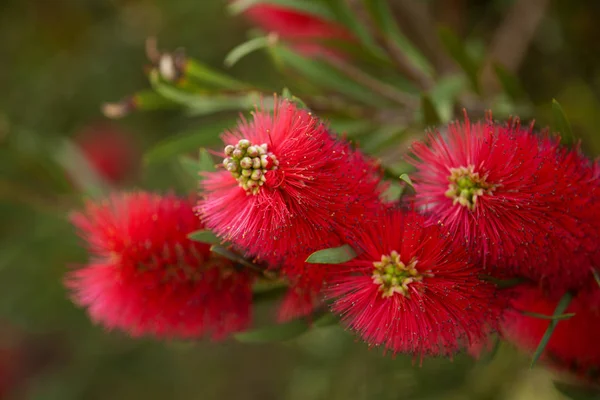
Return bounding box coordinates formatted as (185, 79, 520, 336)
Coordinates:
(229, 0, 335, 21)
(399, 173, 414, 189)
(143, 119, 234, 165)
(225, 36, 274, 68)
(520, 311, 575, 321)
(552, 99, 576, 147)
(477, 335, 501, 365)
(273, 46, 390, 106)
(234, 319, 310, 343)
(313, 313, 339, 328)
(210, 245, 274, 278)
(363, 0, 433, 76)
(492, 62, 525, 101)
(429, 75, 468, 122)
(132, 89, 179, 110)
(305, 244, 357, 264)
(188, 230, 221, 244)
(185, 60, 250, 90)
(252, 283, 288, 303)
(438, 26, 480, 93)
(553, 381, 600, 400)
(281, 87, 308, 109)
(593, 269, 600, 288)
(421, 95, 441, 127)
(198, 148, 216, 173)
(530, 291, 573, 368)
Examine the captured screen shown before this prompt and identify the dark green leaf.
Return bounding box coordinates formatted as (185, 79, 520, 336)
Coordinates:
(552, 99, 576, 147)
(531, 291, 573, 368)
(144, 119, 234, 165)
(493, 62, 525, 101)
(234, 319, 310, 343)
(421, 95, 441, 127)
(305, 244, 357, 264)
(313, 313, 339, 328)
(593, 269, 600, 288)
(252, 282, 288, 303)
(224, 36, 274, 68)
(478, 274, 528, 289)
(520, 311, 575, 321)
(438, 26, 480, 93)
(553, 381, 600, 400)
(478, 335, 501, 365)
(188, 230, 221, 244)
(229, 0, 335, 21)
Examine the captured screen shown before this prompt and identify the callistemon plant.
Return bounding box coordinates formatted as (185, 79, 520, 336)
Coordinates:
(56, 0, 600, 397)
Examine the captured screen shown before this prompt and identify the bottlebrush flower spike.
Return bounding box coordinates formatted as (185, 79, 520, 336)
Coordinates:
(502, 284, 600, 384)
(242, 4, 353, 57)
(325, 209, 504, 357)
(74, 122, 140, 184)
(66, 192, 254, 339)
(408, 113, 600, 292)
(196, 99, 383, 320)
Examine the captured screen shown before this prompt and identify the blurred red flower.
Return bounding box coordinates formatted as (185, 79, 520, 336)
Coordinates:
(67, 192, 254, 339)
(325, 209, 504, 357)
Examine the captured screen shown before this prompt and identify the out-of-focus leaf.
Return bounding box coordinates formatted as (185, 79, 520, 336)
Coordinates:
(592, 269, 600, 288)
(530, 291, 573, 368)
(273, 46, 390, 106)
(313, 313, 339, 328)
(281, 87, 308, 109)
(438, 26, 480, 93)
(520, 311, 575, 320)
(198, 148, 216, 173)
(421, 95, 441, 127)
(363, 0, 433, 76)
(322, 0, 386, 59)
(234, 319, 310, 342)
(552, 99, 576, 147)
(305, 244, 357, 264)
(144, 119, 235, 165)
(149, 70, 264, 116)
(361, 125, 406, 154)
(133, 89, 178, 110)
(429, 75, 468, 122)
(493, 62, 526, 101)
(229, 0, 335, 21)
(188, 230, 220, 244)
(186, 60, 250, 90)
(225, 36, 274, 68)
(553, 381, 600, 400)
(252, 282, 288, 303)
(54, 139, 110, 198)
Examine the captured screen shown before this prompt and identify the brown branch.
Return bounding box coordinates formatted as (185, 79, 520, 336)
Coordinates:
(481, 0, 550, 95)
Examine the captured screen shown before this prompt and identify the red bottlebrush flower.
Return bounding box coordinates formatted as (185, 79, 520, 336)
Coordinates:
(241, 4, 352, 57)
(502, 284, 600, 383)
(196, 99, 383, 319)
(325, 209, 503, 357)
(408, 114, 600, 291)
(74, 122, 140, 184)
(66, 192, 254, 339)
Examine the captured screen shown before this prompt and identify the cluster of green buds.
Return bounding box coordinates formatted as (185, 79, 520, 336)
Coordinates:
(445, 165, 496, 210)
(372, 251, 427, 298)
(223, 139, 279, 195)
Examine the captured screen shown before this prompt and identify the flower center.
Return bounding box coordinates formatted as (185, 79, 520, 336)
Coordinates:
(445, 165, 495, 210)
(372, 251, 424, 298)
(223, 139, 279, 195)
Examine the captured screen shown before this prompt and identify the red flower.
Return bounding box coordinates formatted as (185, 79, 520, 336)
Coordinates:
(196, 99, 383, 319)
(74, 122, 140, 184)
(325, 209, 503, 357)
(408, 114, 600, 291)
(242, 4, 352, 57)
(66, 192, 254, 339)
(502, 284, 600, 383)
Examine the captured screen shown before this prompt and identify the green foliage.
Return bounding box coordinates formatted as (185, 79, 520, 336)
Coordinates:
(552, 99, 576, 146)
(530, 291, 573, 368)
(305, 244, 358, 264)
(188, 230, 221, 244)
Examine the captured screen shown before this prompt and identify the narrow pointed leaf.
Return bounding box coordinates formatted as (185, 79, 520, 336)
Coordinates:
(234, 319, 310, 342)
(593, 269, 600, 288)
(438, 26, 480, 93)
(186, 60, 250, 90)
(188, 230, 221, 244)
(520, 311, 575, 321)
(225, 36, 273, 68)
(552, 99, 575, 147)
(530, 291, 573, 368)
(305, 244, 357, 264)
(399, 173, 414, 189)
(421, 95, 441, 127)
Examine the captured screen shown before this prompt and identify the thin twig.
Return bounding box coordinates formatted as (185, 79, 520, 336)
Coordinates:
(324, 56, 418, 108)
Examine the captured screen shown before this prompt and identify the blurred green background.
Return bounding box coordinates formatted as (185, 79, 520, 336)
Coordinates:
(2, 0, 600, 398)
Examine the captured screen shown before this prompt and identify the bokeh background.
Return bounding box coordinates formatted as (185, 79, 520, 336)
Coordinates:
(2, 0, 600, 398)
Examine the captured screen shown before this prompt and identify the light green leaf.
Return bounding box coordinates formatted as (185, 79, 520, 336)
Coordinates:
(234, 319, 310, 343)
(225, 36, 274, 68)
(305, 244, 357, 264)
(552, 99, 575, 147)
(530, 291, 573, 368)
(188, 230, 221, 244)
(186, 60, 250, 90)
(399, 173, 414, 189)
(438, 26, 480, 93)
(144, 119, 234, 165)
